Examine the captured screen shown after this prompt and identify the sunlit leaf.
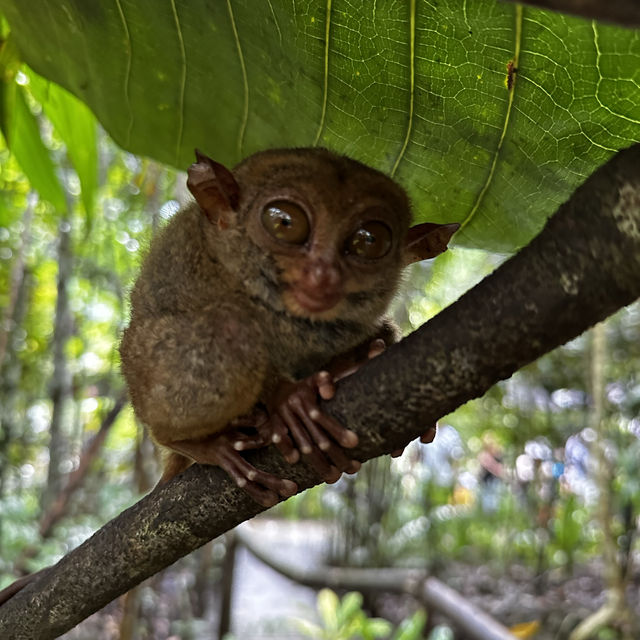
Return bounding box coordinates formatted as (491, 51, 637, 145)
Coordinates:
(509, 620, 541, 638)
(392, 610, 427, 640)
(317, 588, 340, 631)
(27, 71, 98, 223)
(0, 1, 637, 252)
(0, 36, 66, 211)
(336, 590, 363, 627)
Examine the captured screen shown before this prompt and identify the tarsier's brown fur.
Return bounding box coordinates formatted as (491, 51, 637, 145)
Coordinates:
(0, 149, 457, 608)
(120, 147, 458, 506)
(0, 148, 457, 608)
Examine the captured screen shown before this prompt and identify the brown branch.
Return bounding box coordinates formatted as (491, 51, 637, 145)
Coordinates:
(0, 144, 638, 638)
(500, 0, 640, 27)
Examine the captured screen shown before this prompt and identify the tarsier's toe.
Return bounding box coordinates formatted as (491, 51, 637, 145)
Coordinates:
(246, 484, 279, 508)
(279, 479, 298, 497)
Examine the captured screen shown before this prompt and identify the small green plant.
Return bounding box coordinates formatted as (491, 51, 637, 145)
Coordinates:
(294, 588, 426, 640)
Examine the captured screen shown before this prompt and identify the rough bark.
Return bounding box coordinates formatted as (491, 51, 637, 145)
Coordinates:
(0, 144, 639, 638)
(502, 0, 640, 27)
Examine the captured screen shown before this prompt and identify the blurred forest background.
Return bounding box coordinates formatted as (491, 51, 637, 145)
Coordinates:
(1, 11, 640, 640)
(1, 71, 639, 640)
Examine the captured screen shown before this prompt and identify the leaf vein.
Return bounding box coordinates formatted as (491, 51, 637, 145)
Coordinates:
(226, 0, 249, 158)
(114, 0, 134, 147)
(390, 0, 416, 178)
(266, 0, 283, 45)
(592, 22, 640, 126)
(313, 0, 332, 146)
(169, 0, 187, 165)
(459, 4, 523, 233)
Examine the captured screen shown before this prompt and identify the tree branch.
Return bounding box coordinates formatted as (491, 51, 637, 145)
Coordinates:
(501, 0, 640, 27)
(1, 144, 639, 638)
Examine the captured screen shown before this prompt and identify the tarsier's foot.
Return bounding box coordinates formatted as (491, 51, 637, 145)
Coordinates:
(169, 429, 297, 507)
(391, 424, 438, 458)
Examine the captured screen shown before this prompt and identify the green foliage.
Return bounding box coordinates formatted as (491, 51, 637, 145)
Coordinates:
(0, 78, 177, 582)
(294, 588, 427, 640)
(0, 39, 66, 211)
(0, 1, 638, 252)
(27, 72, 98, 220)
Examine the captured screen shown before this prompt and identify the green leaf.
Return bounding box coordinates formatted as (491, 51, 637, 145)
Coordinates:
(27, 70, 98, 222)
(0, 81, 66, 212)
(317, 588, 340, 632)
(364, 618, 393, 638)
(1, 1, 637, 251)
(337, 591, 363, 627)
(392, 610, 427, 640)
(293, 618, 325, 639)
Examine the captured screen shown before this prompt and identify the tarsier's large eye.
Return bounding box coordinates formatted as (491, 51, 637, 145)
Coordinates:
(261, 200, 310, 245)
(345, 221, 392, 259)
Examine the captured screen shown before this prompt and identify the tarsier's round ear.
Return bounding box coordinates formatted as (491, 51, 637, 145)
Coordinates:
(187, 149, 240, 226)
(403, 222, 460, 265)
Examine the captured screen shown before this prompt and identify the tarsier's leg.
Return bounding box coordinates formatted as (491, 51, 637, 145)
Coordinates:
(161, 428, 297, 508)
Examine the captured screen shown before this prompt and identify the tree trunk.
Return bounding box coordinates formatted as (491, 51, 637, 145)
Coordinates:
(568, 324, 637, 639)
(42, 216, 74, 512)
(0, 262, 33, 551)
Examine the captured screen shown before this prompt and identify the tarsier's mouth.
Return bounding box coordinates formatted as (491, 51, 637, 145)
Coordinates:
(279, 285, 344, 320)
(291, 287, 342, 313)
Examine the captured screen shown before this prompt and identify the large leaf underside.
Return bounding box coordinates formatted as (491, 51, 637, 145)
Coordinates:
(1, 0, 638, 252)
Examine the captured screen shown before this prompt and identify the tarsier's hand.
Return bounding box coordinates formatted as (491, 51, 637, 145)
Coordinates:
(263, 339, 387, 482)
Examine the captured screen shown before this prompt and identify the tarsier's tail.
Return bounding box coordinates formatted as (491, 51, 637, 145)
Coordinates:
(0, 569, 42, 607)
(158, 451, 192, 485)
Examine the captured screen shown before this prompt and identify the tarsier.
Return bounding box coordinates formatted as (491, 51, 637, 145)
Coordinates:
(0, 149, 458, 609)
(119, 147, 459, 507)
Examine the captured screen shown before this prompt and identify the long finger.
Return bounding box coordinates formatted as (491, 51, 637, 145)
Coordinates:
(304, 401, 358, 449)
(213, 448, 278, 506)
(302, 446, 335, 480)
(269, 415, 300, 464)
(216, 445, 296, 499)
(420, 426, 437, 444)
(324, 466, 342, 484)
(280, 403, 314, 455)
(290, 396, 333, 452)
(322, 441, 361, 474)
(226, 449, 297, 497)
(367, 338, 386, 358)
(231, 433, 268, 451)
(312, 370, 335, 400)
